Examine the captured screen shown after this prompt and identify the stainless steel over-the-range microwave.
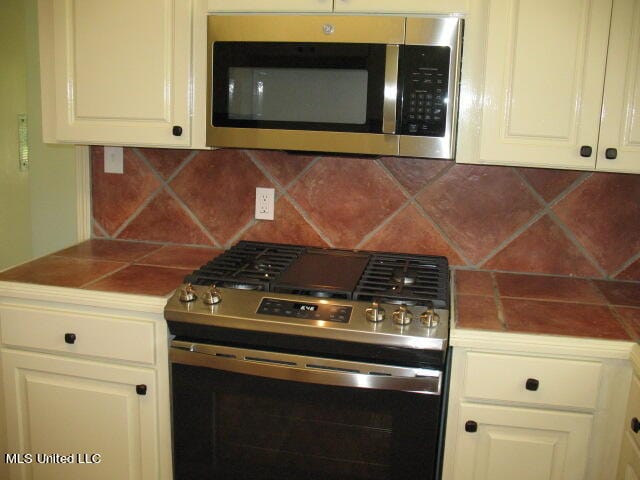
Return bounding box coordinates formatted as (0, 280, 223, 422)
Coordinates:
(206, 15, 463, 159)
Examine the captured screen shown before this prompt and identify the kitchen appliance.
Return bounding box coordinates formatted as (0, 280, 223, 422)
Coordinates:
(207, 15, 463, 159)
(165, 241, 450, 480)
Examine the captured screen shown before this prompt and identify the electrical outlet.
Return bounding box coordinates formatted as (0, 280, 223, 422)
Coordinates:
(104, 146, 124, 174)
(255, 187, 275, 220)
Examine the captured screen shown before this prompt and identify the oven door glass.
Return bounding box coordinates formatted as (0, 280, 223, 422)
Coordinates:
(171, 361, 442, 480)
(211, 42, 386, 133)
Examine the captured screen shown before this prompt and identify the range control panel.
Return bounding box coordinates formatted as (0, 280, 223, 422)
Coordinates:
(257, 298, 352, 323)
(400, 45, 451, 137)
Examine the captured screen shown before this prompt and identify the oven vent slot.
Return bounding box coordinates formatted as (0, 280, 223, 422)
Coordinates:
(214, 352, 236, 359)
(306, 364, 360, 374)
(245, 356, 297, 366)
(368, 372, 392, 376)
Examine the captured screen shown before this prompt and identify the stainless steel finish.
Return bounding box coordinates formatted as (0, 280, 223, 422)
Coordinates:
(365, 301, 386, 323)
(179, 283, 197, 303)
(171, 340, 442, 395)
(165, 285, 449, 351)
(420, 307, 440, 328)
(392, 305, 413, 326)
(322, 23, 335, 35)
(382, 45, 399, 135)
(399, 17, 463, 159)
(203, 285, 222, 305)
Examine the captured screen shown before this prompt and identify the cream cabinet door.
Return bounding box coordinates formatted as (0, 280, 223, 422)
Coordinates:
(618, 435, 640, 480)
(48, 0, 191, 146)
(333, 0, 468, 13)
(1, 349, 160, 480)
(597, 0, 640, 173)
(477, 0, 612, 170)
(207, 0, 333, 11)
(452, 403, 592, 480)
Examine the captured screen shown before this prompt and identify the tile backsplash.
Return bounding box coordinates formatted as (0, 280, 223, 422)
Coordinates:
(91, 147, 640, 281)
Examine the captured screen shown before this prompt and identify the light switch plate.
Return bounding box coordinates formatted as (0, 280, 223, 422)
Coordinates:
(255, 187, 275, 220)
(104, 147, 124, 174)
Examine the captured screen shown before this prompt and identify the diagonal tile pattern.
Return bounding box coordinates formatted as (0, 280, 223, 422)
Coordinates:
(91, 147, 640, 281)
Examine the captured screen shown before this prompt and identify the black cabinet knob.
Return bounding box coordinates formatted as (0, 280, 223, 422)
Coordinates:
(64, 333, 76, 344)
(580, 145, 593, 157)
(632, 417, 640, 434)
(465, 420, 478, 433)
(136, 384, 147, 396)
(525, 378, 540, 391)
(605, 148, 618, 160)
(172, 125, 183, 136)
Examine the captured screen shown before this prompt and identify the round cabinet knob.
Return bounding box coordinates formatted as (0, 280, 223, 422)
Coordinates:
(580, 145, 593, 157)
(365, 301, 385, 323)
(605, 148, 618, 160)
(420, 307, 440, 328)
(465, 420, 478, 433)
(172, 125, 183, 136)
(525, 378, 540, 391)
(392, 305, 413, 326)
(64, 333, 77, 344)
(179, 283, 197, 302)
(203, 284, 222, 305)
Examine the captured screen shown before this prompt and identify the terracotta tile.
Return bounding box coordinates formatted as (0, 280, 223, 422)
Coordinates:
(241, 197, 328, 247)
(553, 173, 640, 274)
(516, 167, 584, 202)
(92, 222, 106, 238)
(593, 280, 640, 307)
(137, 245, 222, 270)
(380, 157, 450, 195)
(251, 150, 315, 187)
(417, 164, 541, 263)
(91, 147, 161, 235)
(141, 148, 193, 179)
(502, 298, 630, 340)
(455, 270, 494, 296)
(484, 216, 599, 276)
(170, 150, 274, 245)
(56, 239, 162, 263)
(361, 205, 464, 264)
(455, 295, 503, 331)
(616, 259, 640, 281)
(118, 189, 213, 245)
(288, 157, 406, 248)
(495, 273, 607, 304)
(0, 255, 126, 288)
(84, 264, 191, 296)
(614, 307, 640, 340)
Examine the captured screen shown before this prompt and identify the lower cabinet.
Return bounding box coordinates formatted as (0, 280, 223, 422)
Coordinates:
(618, 437, 640, 480)
(617, 356, 640, 479)
(1, 349, 159, 480)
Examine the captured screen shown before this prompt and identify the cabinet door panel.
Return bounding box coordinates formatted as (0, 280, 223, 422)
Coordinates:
(453, 403, 592, 480)
(2, 349, 158, 480)
(334, 0, 468, 14)
(597, 0, 640, 173)
(479, 0, 612, 169)
(51, 0, 191, 146)
(618, 434, 640, 480)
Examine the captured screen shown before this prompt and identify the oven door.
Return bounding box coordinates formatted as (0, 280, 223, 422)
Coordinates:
(170, 341, 443, 480)
(206, 15, 403, 155)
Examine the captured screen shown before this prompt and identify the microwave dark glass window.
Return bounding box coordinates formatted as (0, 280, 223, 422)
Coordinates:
(212, 42, 386, 133)
(398, 46, 451, 137)
(172, 363, 442, 480)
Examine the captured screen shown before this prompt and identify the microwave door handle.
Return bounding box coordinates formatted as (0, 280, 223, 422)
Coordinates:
(382, 44, 400, 135)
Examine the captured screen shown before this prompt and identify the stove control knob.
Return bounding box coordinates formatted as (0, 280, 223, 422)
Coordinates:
(392, 305, 413, 326)
(365, 301, 385, 323)
(179, 283, 197, 303)
(420, 307, 440, 328)
(203, 284, 222, 305)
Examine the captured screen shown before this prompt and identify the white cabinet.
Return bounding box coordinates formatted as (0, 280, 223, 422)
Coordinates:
(208, 0, 333, 12)
(617, 355, 640, 479)
(208, 0, 467, 13)
(39, 0, 192, 147)
(459, 0, 640, 173)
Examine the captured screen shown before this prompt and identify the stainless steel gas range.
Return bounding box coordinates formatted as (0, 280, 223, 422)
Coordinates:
(164, 241, 450, 480)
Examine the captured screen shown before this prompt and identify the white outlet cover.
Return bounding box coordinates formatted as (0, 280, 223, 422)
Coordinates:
(255, 187, 275, 221)
(104, 146, 124, 174)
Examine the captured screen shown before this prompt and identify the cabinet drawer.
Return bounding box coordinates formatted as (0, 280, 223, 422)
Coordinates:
(0, 306, 155, 365)
(463, 352, 602, 410)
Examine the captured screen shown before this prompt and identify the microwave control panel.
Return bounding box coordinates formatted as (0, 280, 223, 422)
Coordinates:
(399, 46, 451, 138)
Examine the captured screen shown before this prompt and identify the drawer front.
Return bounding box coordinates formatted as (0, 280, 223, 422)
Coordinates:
(464, 352, 602, 410)
(0, 306, 155, 365)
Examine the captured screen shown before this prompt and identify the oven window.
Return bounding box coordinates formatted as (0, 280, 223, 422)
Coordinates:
(172, 363, 442, 480)
(211, 42, 386, 133)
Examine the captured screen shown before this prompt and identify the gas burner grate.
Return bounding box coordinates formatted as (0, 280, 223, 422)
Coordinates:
(184, 241, 306, 290)
(354, 253, 449, 309)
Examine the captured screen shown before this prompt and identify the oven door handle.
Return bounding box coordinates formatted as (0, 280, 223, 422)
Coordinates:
(170, 345, 441, 395)
(382, 44, 400, 135)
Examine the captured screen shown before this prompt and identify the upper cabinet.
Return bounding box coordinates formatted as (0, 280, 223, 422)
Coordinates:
(39, 0, 192, 147)
(207, 0, 467, 14)
(458, 0, 640, 173)
(208, 0, 333, 12)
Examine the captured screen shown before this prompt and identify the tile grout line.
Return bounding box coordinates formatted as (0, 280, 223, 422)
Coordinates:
(608, 306, 638, 341)
(111, 186, 165, 239)
(611, 250, 640, 278)
(78, 263, 132, 289)
(92, 218, 110, 239)
(163, 186, 222, 248)
(355, 200, 411, 249)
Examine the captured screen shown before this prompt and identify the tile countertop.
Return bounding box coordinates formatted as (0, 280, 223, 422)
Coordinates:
(0, 239, 222, 297)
